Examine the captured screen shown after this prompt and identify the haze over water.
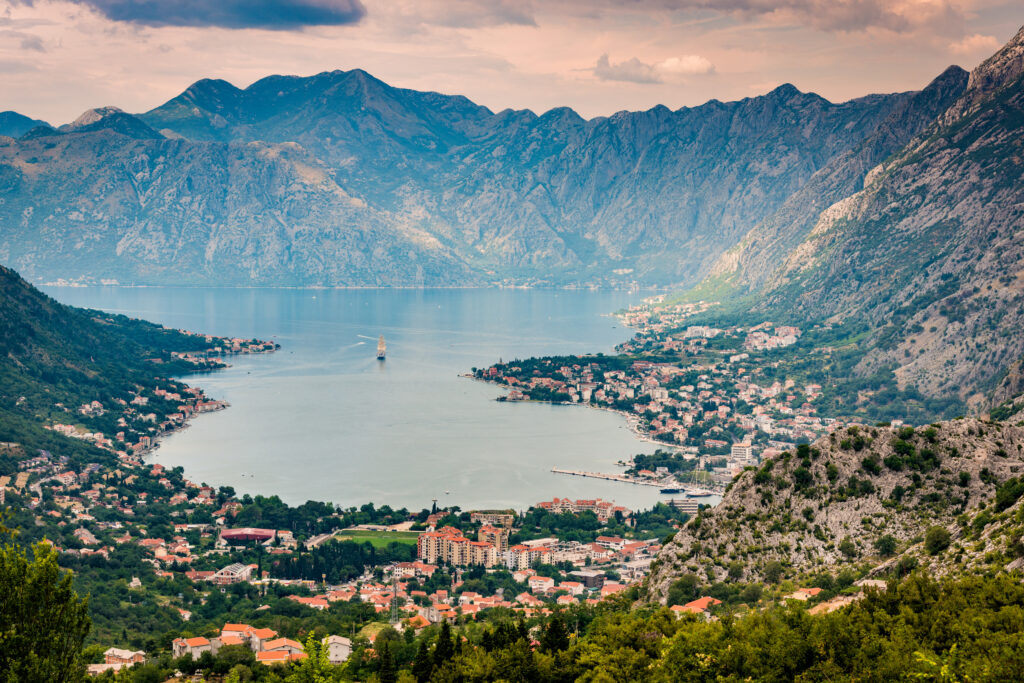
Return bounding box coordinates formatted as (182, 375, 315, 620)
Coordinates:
(45, 287, 675, 512)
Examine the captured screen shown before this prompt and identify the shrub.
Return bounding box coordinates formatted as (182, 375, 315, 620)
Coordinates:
(875, 534, 897, 557)
(763, 561, 784, 584)
(994, 477, 1024, 512)
(793, 467, 813, 491)
(884, 455, 905, 471)
(862, 455, 882, 476)
(925, 526, 951, 555)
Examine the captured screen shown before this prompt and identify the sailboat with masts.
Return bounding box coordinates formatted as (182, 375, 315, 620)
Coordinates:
(683, 456, 715, 497)
(376, 335, 386, 361)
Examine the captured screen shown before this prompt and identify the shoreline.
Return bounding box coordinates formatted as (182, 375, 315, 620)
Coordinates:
(460, 373, 685, 453)
(133, 347, 278, 462)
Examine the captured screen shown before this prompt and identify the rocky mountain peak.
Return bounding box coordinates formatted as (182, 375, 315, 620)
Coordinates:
(65, 106, 124, 130)
(942, 24, 1024, 123)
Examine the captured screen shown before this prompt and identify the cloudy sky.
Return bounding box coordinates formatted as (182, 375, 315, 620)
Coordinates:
(1, 0, 1020, 125)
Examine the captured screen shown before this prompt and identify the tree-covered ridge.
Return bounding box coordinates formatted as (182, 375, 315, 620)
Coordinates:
(0, 264, 275, 467)
(647, 418, 1024, 601)
(38, 572, 1024, 682)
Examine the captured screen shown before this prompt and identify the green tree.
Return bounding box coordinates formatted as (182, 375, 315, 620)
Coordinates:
(875, 534, 897, 557)
(667, 573, 699, 605)
(0, 540, 91, 683)
(839, 537, 858, 559)
(540, 615, 570, 653)
(411, 639, 433, 683)
(286, 633, 333, 683)
(763, 561, 784, 584)
(925, 527, 951, 555)
(433, 621, 456, 668)
(377, 639, 397, 683)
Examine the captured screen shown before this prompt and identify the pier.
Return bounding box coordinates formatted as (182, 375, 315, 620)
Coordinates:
(551, 467, 663, 487)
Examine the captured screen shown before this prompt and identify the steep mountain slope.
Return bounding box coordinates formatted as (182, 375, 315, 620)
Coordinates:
(0, 265, 231, 459)
(0, 120, 477, 286)
(756, 26, 1024, 410)
(0, 111, 49, 138)
(0, 70, 942, 286)
(647, 418, 1024, 601)
(678, 26, 1024, 413)
(706, 65, 968, 293)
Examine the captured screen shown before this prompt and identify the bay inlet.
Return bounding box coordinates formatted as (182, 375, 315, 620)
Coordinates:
(44, 286, 681, 511)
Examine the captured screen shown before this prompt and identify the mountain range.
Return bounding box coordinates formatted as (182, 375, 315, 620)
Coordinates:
(0, 55, 972, 288)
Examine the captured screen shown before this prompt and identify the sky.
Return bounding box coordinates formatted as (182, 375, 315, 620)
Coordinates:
(0, 0, 1021, 126)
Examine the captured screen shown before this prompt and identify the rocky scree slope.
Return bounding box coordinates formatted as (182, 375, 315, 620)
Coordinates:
(647, 418, 1024, 603)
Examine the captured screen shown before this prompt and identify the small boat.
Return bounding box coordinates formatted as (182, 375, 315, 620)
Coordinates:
(660, 487, 683, 494)
(376, 335, 386, 361)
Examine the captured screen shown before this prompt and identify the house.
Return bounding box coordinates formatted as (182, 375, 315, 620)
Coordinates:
(786, 587, 823, 601)
(262, 638, 306, 656)
(528, 575, 556, 595)
(250, 627, 279, 652)
(405, 615, 431, 632)
(256, 650, 305, 665)
(670, 596, 723, 618)
(172, 637, 213, 659)
(290, 595, 330, 610)
(595, 535, 626, 551)
(220, 623, 253, 641)
(515, 592, 543, 607)
(599, 582, 626, 599)
(210, 563, 254, 585)
(103, 648, 145, 666)
(323, 635, 352, 664)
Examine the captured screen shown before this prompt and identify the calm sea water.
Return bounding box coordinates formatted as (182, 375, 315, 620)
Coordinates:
(45, 287, 675, 512)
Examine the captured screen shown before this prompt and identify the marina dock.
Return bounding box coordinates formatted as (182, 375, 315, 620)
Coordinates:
(550, 467, 663, 487)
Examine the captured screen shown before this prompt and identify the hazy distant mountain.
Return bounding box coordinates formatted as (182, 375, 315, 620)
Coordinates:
(690, 26, 1024, 411)
(0, 68, 950, 287)
(0, 111, 50, 138)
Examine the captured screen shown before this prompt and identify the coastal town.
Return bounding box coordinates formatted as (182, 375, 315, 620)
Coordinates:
(473, 298, 874, 490)
(2, 426, 704, 676)
(5, 428, 876, 678)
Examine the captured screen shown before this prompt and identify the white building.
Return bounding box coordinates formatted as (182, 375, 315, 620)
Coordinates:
(324, 635, 352, 664)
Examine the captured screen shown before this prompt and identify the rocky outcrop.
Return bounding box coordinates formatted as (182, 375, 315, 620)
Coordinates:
(647, 419, 1024, 603)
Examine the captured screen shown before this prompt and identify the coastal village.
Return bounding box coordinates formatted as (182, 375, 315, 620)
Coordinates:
(474, 298, 865, 490)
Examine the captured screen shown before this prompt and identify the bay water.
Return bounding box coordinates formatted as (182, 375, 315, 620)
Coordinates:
(46, 287, 675, 513)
